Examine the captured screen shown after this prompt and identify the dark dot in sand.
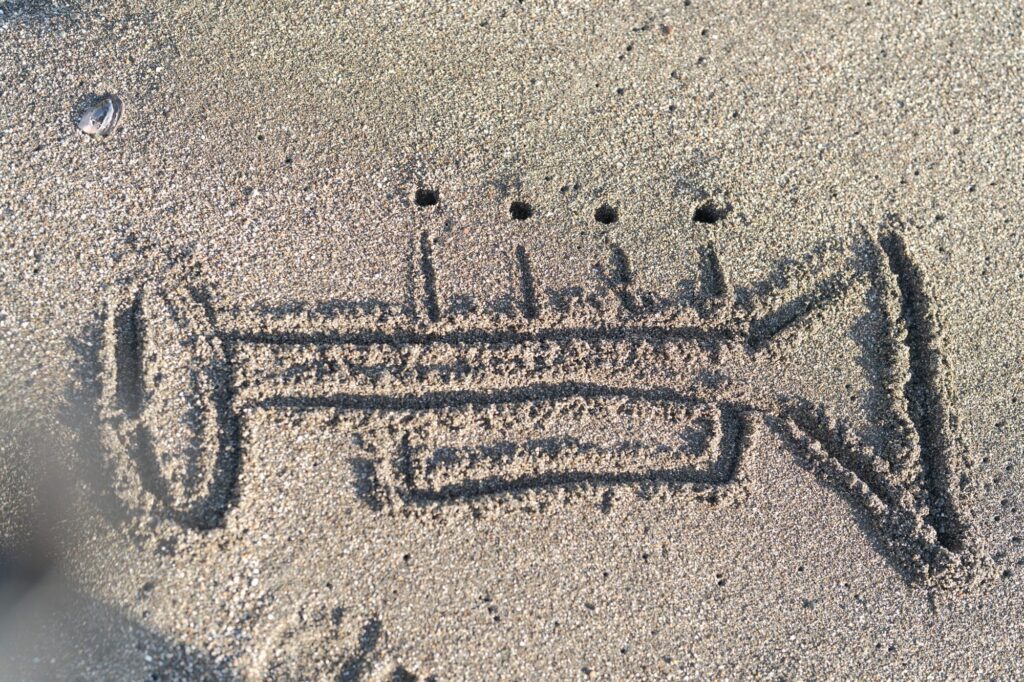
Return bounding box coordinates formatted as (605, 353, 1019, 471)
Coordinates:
(594, 204, 618, 224)
(693, 201, 729, 224)
(510, 201, 533, 220)
(415, 188, 440, 207)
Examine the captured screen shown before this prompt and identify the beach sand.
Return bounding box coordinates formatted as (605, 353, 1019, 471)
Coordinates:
(1, 1, 1022, 679)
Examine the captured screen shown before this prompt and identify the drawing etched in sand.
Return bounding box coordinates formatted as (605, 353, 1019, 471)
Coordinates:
(85, 219, 989, 591)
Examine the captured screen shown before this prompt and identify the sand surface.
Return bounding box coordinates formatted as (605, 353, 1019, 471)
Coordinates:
(1, 1, 1023, 679)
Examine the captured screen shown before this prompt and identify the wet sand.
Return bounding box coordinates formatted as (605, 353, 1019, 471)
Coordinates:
(1, 1, 1022, 679)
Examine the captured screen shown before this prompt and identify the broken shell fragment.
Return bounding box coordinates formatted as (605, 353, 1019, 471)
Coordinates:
(77, 95, 123, 137)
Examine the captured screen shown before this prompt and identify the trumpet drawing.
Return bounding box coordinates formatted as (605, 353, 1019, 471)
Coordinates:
(90, 223, 989, 590)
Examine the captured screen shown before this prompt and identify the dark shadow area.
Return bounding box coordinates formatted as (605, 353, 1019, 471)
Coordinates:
(692, 200, 731, 224)
(696, 243, 729, 319)
(350, 458, 384, 513)
(413, 188, 439, 207)
(62, 319, 137, 531)
(594, 203, 618, 224)
(0, 581, 237, 680)
(596, 244, 640, 313)
(0, 423, 56, 621)
(877, 227, 971, 553)
(514, 245, 539, 319)
(0, 0, 78, 26)
(418, 230, 440, 322)
(251, 382, 713, 413)
(338, 617, 382, 682)
(509, 201, 533, 220)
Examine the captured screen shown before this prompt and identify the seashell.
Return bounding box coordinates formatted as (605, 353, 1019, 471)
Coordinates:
(77, 94, 123, 137)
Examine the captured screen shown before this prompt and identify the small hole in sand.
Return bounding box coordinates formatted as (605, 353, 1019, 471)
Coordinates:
(594, 204, 618, 224)
(510, 201, 533, 220)
(693, 201, 729, 224)
(415, 189, 440, 207)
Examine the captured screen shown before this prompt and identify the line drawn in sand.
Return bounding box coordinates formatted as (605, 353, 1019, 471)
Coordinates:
(86, 219, 990, 590)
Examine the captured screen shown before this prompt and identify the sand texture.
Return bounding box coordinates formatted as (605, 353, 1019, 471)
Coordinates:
(1, 1, 1023, 679)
